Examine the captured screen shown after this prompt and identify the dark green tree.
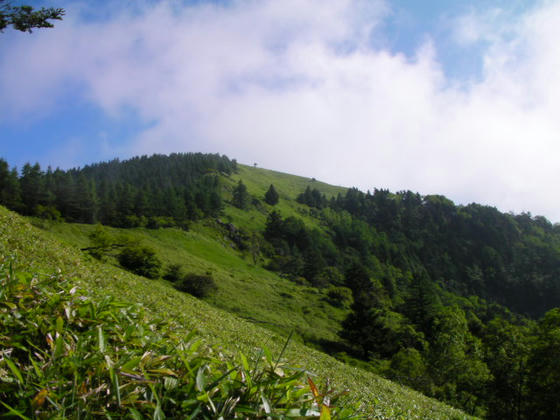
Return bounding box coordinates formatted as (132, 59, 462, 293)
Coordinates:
(264, 184, 279, 205)
(75, 174, 97, 223)
(484, 318, 530, 420)
(175, 273, 217, 298)
(340, 263, 379, 358)
(526, 308, 560, 419)
(0, 159, 22, 211)
(429, 305, 491, 415)
(20, 162, 44, 215)
(232, 180, 250, 209)
(0, 1, 64, 32)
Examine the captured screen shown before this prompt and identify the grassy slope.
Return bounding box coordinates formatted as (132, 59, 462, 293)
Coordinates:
(222, 164, 347, 232)
(44, 166, 352, 347)
(46, 221, 346, 345)
(0, 166, 474, 419)
(0, 210, 471, 419)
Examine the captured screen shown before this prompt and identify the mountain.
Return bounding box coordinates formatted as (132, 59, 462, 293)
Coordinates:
(1, 153, 560, 418)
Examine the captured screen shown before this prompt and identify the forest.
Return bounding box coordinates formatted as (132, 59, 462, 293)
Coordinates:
(1, 152, 560, 418)
(0, 153, 235, 227)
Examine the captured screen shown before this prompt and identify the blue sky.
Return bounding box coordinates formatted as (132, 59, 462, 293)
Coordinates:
(2, 0, 560, 220)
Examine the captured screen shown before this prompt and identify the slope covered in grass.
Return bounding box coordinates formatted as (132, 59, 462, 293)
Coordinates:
(0, 206, 472, 418)
(46, 220, 346, 345)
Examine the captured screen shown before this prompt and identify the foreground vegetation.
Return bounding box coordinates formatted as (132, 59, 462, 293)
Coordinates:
(0, 259, 354, 418)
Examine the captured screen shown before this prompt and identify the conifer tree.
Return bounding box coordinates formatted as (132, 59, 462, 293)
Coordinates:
(232, 180, 250, 209)
(264, 184, 279, 205)
(20, 162, 44, 215)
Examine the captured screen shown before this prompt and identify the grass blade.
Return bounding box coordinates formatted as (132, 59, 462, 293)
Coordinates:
(5, 357, 24, 385)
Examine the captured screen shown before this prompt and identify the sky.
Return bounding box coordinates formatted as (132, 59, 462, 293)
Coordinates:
(1, 0, 560, 221)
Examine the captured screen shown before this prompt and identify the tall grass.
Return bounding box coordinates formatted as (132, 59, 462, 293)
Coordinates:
(0, 256, 357, 418)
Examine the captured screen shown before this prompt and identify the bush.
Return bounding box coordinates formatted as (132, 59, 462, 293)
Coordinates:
(175, 273, 217, 297)
(163, 263, 184, 282)
(326, 286, 353, 308)
(118, 244, 161, 278)
(147, 216, 176, 229)
(35, 204, 63, 221)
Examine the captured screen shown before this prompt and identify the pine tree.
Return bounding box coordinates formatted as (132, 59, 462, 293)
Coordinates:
(264, 184, 279, 205)
(340, 263, 378, 358)
(0, 159, 22, 211)
(20, 162, 44, 215)
(232, 180, 250, 209)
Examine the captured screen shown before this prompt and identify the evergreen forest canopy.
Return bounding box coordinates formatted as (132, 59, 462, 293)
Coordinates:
(2, 152, 560, 418)
(0, 153, 235, 228)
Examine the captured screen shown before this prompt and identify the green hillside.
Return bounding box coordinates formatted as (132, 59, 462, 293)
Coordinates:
(0, 208, 470, 418)
(3, 154, 560, 419)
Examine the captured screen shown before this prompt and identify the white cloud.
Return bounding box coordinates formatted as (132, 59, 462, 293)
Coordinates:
(2, 0, 560, 220)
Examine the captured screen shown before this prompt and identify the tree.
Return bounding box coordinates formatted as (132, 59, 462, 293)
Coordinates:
(340, 263, 379, 358)
(484, 318, 530, 420)
(0, 1, 64, 32)
(20, 162, 45, 215)
(526, 308, 560, 419)
(232, 180, 250, 209)
(264, 184, 279, 205)
(390, 347, 429, 392)
(429, 305, 491, 415)
(0, 159, 22, 211)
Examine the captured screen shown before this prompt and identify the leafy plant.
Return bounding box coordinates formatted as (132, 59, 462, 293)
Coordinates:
(0, 259, 357, 418)
(163, 263, 184, 282)
(174, 272, 217, 298)
(118, 243, 162, 278)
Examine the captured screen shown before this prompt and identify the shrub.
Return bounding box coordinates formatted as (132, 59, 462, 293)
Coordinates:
(326, 286, 353, 308)
(390, 347, 430, 392)
(175, 273, 217, 297)
(146, 216, 176, 229)
(35, 204, 63, 221)
(118, 244, 161, 278)
(163, 263, 184, 282)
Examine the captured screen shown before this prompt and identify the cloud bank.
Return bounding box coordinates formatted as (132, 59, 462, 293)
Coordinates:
(1, 0, 560, 220)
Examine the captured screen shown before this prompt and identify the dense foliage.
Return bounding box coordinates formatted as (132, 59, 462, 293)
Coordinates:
(0, 153, 235, 228)
(174, 273, 218, 298)
(262, 187, 560, 418)
(329, 188, 560, 318)
(0, 259, 356, 418)
(118, 244, 162, 279)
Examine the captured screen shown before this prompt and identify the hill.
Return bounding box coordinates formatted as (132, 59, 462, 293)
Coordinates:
(2, 153, 560, 418)
(0, 205, 471, 419)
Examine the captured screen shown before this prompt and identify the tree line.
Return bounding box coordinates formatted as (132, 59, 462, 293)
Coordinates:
(0, 153, 236, 228)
